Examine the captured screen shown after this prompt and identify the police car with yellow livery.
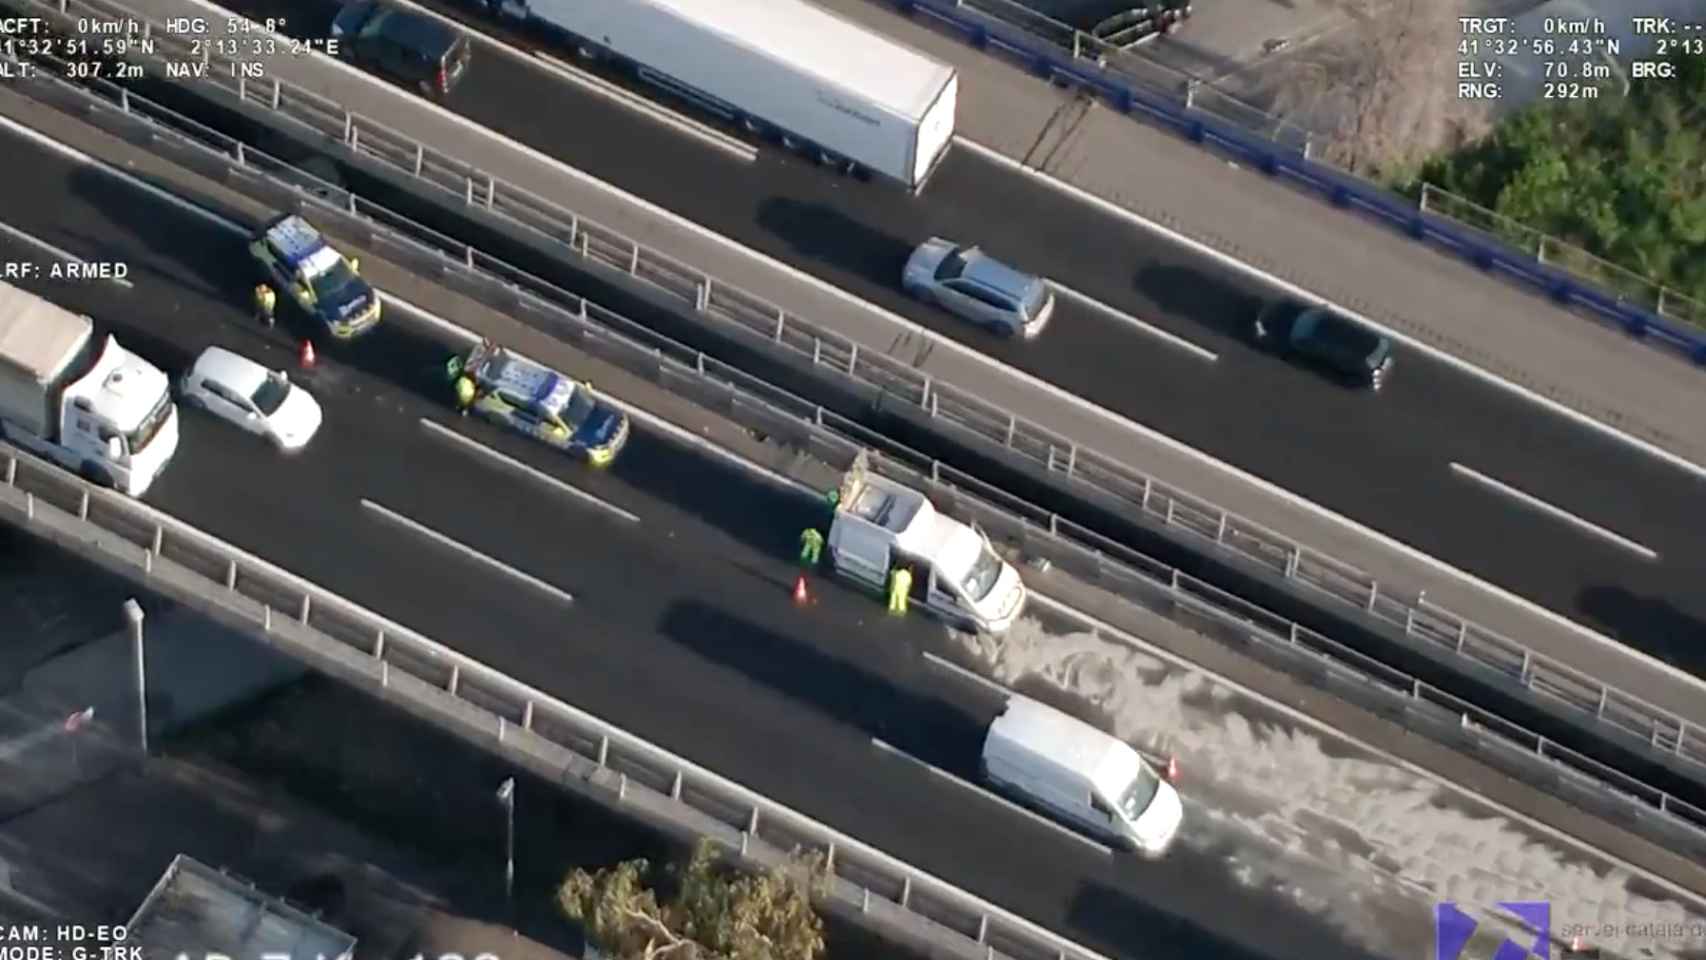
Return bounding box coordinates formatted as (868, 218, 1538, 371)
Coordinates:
(248, 214, 381, 339)
(448, 339, 629, 466)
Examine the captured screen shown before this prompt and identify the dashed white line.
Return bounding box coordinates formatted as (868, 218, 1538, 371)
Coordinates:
(418, 418, 640, 524)
(0, 217, 133, 288)
(1447, 463, 1658, 561)
(1050, 282, 1217, 363)
(360, 498, 577, 604)
(922, 651, 1011, 697)
(869, 737, 1113, 856)
(531, 51, 757, 161)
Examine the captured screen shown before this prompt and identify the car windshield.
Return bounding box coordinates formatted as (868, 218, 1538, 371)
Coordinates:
(961, 544, 1003, 603)
(125, 391, 173, 453)
(563, 385, 597, 428)
(934, 247, 971, 282)
(309, 259, 361, 305)
(358, 7, 393, 39)
(1020, 280, 1049, 319)
(1119, 763, 1163, 821)
(251, 375, 291, 417)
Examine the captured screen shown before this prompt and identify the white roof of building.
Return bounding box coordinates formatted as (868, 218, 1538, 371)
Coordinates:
(0, 282, 92, 381)
(990, 696, 1140, 800)
(127, 855, 357, 960)
(645, 0, 954, 121)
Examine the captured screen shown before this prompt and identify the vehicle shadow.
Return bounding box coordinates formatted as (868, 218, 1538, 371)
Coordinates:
(1067, 879, 1389, 960)
(755, 197, 912, 291)
(1578, 584, 1706, 677)
(1135, 262, 1267, 342)
(659, 599, 992, 778)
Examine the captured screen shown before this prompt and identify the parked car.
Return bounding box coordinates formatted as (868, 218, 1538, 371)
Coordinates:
(247, 213, 381, 340)
(330, 0, 472, 99)
(1252, 299, 1393, 390)
(179, 347, 324, 451)
(902, 237, 1054, 338)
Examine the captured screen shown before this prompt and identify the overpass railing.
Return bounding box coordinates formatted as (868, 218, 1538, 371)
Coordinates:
(7, 8, 1706, 859)
(8, 0, 1706, 804)
(893, 0, 1706, 354)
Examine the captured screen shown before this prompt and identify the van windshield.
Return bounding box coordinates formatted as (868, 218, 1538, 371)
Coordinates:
(125, 391, 173, 453)
(961, 545, 1003, 603)
(1119, 763, 1162, 821)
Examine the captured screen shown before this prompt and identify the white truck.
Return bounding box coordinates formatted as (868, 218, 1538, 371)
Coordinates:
(480, 0, 959, 191)
(982, 695, 1183, 856)
(826, 452, 1025, 633)
(0, 282, 179, 497)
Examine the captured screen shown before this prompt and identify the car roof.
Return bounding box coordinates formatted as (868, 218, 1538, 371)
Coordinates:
(1300, 308, 1386, 358)
(962, 252, 1040, 299)
(370, 5, 459, 54)
(192, 346, 269, 395)
(476, 349, 575, 411)
(262, 215, 330, 268)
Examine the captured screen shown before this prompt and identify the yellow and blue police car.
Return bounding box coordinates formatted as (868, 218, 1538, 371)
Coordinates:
(248, 214, 381, 339)
(447, 339, 629, 466)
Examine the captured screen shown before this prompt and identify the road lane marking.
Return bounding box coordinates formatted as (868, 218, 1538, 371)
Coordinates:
(958, 136, 1706, 485)
(1049, 282, 1217, 363)
(922, 651, 1011, 697)
(360, 498, 577, 604)
(0, 218, 133, 288)
(418, 417, 640, 524)
(1447, 463, 1659, 561)
(869, 737, 1114, 856)
(530, 52, 757, 162)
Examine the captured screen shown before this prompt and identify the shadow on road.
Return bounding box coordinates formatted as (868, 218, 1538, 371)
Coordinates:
(1135, 262, 1266, 342)
(756, 197, 911, 290)
(1579, 584, 1706, 677)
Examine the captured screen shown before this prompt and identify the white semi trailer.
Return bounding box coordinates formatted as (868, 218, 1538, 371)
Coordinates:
(0, 282, 179, 497)
(482, 0, 959, 191)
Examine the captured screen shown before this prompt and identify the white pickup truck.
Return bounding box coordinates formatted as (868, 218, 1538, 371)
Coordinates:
(0, 281, 179, 496)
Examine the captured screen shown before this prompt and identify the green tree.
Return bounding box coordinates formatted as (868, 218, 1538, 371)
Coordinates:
(558, 840, 830, 960)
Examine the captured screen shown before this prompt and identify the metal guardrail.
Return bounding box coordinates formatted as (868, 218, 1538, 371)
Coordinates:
(8, 38, 1706, 868)
(26, 0, 1706, 792)
(0, 451, 1102, 960)
(894, 0, 1706, 353)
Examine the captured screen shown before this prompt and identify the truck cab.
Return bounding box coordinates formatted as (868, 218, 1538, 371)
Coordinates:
(825, 452, 1025, 634)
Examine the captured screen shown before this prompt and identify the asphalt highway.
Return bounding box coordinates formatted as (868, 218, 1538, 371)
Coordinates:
(0, 126, 1403, 960)
(129, 0, 1706, 667)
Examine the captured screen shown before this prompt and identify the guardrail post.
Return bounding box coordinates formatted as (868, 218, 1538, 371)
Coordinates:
(485, 174, 496, 209)
(262, 605, 272, 632)
(373, 629, 385, 658)
(825, 842, 835, 874)
(342, 112, 351, 145)
(695, 280, 708, 312)
(629, 245, 640, 275)
(597, 735, 610, 767)
(381, 660, 390, 688)
(977, 916, 989, 944)
(271, 79, 281, 110)
(773, 309, 785, 341)
(413, 143, 423, 177)
(1215, 512, 1228, 543)
(747, 806, 759, 835)
(3, 456, 12, 486)
(78, 489, 89, 520)
(298, 593, 311, 624)
(1677, 723, 1688, 755)
(237, 75, 246, 103)
(1289, 622, 1299, 645)
(349, 125, 360, 154)
(235, 142, 246, 167)
(118, 88, 130, 114)
(1456, 621, 1468, 653)
(1170, 568, 1180, 591)
(1005, 416, 1017, 448)
(899, 876, 911, 908)
(466, 245, 475, 268)
(23, 492, 30, 521)
(617, 773, 627, 800)
(447, 664, 460, 695)
(812, 338, 822, 367)
(847, 343, 858, 375)
(861, 889, 870, 913)
(1596, 686, 1608, 718)
(225, 559, 237, 590)
(919, 376, 931, 408)
(1285, 546, 1300, 578)
(1164, 499, 1175, 525)
(1403, 607, 1414, 634)
(522, 701, 534, 730)
(670, 770, 683, 800)
(1519, 650, 1532, 686)
(464, 175, 474, 206)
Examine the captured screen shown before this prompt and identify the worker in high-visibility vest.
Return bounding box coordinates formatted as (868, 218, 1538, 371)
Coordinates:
(454, 375, 477, 415)
(253, 282, 277, 327)
(888, 566, 912, 615)
(799, 528, 824, 569)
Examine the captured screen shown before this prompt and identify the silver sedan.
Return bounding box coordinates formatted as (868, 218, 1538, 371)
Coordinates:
(902, 237, 1054, 338)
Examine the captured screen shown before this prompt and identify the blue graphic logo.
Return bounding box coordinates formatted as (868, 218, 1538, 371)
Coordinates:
(1435, 901, 1551, 960)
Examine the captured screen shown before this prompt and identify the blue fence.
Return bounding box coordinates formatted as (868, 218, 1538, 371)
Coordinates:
(891, 0, 1706, 366)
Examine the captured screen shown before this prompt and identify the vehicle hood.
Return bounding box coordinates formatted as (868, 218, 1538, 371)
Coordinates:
(269, 383, 323, 447)
(1131, 780, 1184, 855)
(571, 404, 624, 448)
(903, 237, 955, 283)
(320, 279, 376, 323)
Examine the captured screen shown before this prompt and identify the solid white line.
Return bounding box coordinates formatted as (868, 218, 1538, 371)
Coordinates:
(418, 418, 641, 524)
(869, 737, 1114, 856)
(0, 112, 246, 235)
(0, 218, 133, 288)
(957, 136, 1706, 485)
(1023, 593, 1706, 912)
(1049, 282, 1217, 362)
(530, 52, 757, 162)
(922, 651, 1012, 697)
(360, 498, 577, 605)
(1448, 463, 1659, 561)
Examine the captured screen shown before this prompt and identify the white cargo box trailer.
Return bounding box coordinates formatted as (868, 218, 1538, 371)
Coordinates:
(514, 0, 959, 190)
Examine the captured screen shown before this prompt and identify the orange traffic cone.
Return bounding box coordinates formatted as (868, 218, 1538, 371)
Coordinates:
(1165, 755, 1180, 783)
(298, 340, 317, 369)
(792, 574, 810, 605)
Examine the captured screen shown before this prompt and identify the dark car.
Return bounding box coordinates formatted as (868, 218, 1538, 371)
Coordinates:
(330, 0, 471, 99)
(1252, 299, 1393, 390)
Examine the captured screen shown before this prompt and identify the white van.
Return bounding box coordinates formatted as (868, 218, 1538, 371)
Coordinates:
(825, 452, 1025, 634)
(981, 695, 1183, 856)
